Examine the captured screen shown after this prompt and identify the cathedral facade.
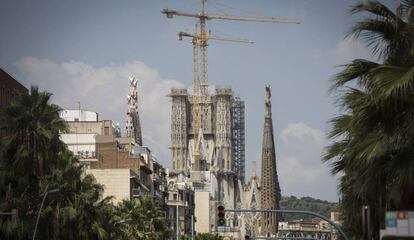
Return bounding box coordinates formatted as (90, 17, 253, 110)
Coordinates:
(169, 86, 245, 233)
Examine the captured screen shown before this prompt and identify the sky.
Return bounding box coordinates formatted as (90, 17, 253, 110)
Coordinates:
(0, 0, 396, 202)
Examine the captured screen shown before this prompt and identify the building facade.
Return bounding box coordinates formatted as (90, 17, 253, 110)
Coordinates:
(169, 85, 246, 233)
(85, 168, 141, 204)
(0, 68, 28, 138)
(59, 77, 169, 205)
(60, 109, 167, 204)
(239, 161, 262, 238)
(166, 180, 195, 238)
(59, 109, 115, 168)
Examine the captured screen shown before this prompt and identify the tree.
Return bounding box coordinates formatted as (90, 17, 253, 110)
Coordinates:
(0, 86, 113, 239)
(0, 86, 67, 238)
(112, 197, 171, 240)
(39, 152, 114, 240)
(0, 86, 174, 239)
(324, 0, 414, 238)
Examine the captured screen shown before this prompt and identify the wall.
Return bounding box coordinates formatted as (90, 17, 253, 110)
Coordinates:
(60, 133, 97, 158)
(60, 109, 98, 121)
(86, 168, 131, 204)
(0, 68, 28, 138)
(66, 120, 113, 136)
(195, 191, 211, 233)
(92, 136, 140, 171)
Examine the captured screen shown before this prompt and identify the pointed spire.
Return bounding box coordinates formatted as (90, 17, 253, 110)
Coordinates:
(265, 84, 272, 118)
(260, 84, 281, 237)
(251, 160, 257, 179)
(126, 76, 143, 146)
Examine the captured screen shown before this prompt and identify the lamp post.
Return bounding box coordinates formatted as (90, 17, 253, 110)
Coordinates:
(32, 188, 60, 240)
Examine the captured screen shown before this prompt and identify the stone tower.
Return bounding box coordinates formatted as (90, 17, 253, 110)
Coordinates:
(126, 76, 143, 146)
(260, 85, 281, 236)
(169, 85, 246, 232)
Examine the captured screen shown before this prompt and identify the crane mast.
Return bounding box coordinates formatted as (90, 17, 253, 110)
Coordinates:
(163, 0, 300, 172)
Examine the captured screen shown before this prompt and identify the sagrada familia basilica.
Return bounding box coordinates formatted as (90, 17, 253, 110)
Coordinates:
(164, 1, 286, 238)
(169, 83, 281, 238)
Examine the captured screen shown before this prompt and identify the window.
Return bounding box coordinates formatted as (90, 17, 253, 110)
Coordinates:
(179, 191, 183, 201)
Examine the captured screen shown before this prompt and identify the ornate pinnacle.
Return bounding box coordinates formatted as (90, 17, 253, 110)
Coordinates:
(265, 84, 272, 118)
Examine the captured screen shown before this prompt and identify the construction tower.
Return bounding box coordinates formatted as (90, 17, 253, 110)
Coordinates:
(164, 0, 298, 235)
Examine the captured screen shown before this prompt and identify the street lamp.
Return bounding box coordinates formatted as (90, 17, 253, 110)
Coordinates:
(32, 188, 60, 240)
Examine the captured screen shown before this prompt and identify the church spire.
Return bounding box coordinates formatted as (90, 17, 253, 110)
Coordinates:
(126, 76, 143, 146)
(260, 84, 281, 237)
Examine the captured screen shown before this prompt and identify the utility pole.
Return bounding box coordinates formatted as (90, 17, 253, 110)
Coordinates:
(176, 205, 179, 240)
(32, 188, 60, 240)
(191, 215, 195, 240)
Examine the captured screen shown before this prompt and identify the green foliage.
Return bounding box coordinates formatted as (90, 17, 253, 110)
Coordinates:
(324, 1, 414, 239)
(0, 86, 171, 240)
(111, 197, 171, 240)
(279, 196, 338, 221)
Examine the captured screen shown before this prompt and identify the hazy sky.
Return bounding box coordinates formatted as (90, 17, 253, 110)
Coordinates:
(0, 0, 395, 201)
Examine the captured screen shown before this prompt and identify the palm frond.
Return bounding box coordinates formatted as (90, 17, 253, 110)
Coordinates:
(351, 1, 400, 22)
(331, 59, 379, 91)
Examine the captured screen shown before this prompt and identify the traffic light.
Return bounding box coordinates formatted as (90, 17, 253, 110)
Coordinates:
(217, 203, 225, 226)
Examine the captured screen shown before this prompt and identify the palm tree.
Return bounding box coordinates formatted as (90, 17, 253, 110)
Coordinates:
(0, 86, 67, 238)
(34, 145, 114, 240)
(324, 0, 414, 238)
(112, 197, 171, 240)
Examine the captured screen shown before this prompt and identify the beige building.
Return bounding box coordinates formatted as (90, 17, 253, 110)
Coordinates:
(85, 168, 141, 204)
(194, 191, 211, 233)
(166, 180, 195, 238)
(60, 109, 167, 204)
(60, 78, 168, 205)
(59, 109, 117, 168)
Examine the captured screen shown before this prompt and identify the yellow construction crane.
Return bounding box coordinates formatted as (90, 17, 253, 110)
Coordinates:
(162, 0, 300, 172)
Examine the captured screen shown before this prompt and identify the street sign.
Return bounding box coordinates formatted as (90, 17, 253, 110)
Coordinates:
(384, 211, 414, 237)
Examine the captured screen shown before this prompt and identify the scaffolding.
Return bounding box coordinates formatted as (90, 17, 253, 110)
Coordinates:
(232, 97, 245, 184)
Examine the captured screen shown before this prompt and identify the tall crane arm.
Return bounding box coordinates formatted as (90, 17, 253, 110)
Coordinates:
(162, 9, 300, 24)
(178, 31, 254, 44)
(206, 14, 300, 24)
(162, 9, 199, 19)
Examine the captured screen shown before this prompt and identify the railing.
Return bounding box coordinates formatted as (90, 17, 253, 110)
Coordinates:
(225, 209, 348, 240)
(279, 225, 336, 232)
